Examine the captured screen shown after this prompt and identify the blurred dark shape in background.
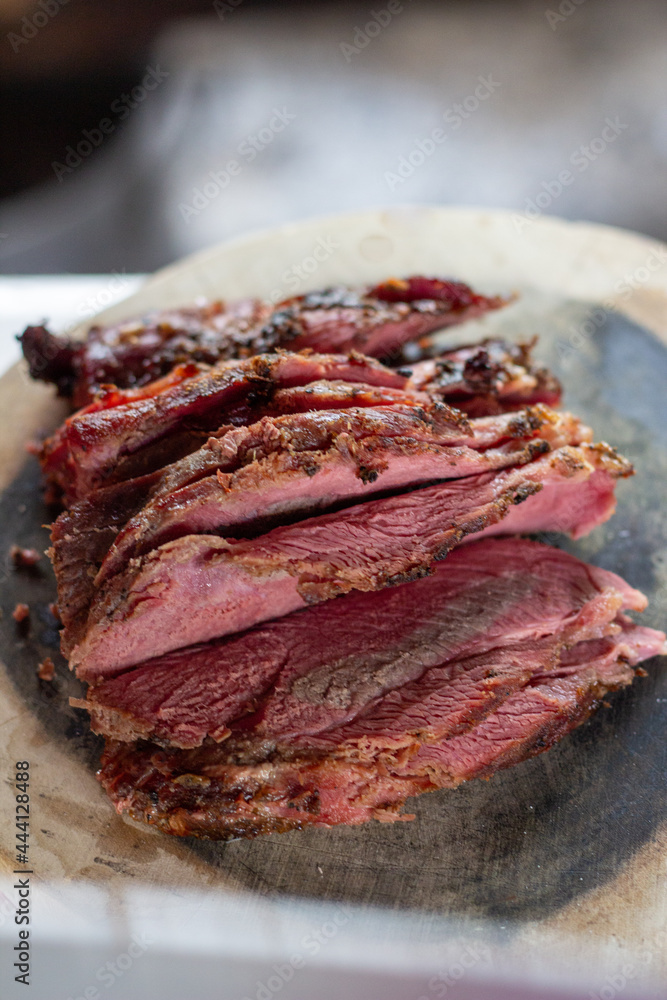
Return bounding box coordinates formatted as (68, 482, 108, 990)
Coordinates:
(0, 0, 665, 274)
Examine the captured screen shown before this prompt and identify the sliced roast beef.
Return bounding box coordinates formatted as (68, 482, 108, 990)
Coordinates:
(81, 538, 649, 748)
(218, 378, 424, 426)
(68, 443, 632, 678)
(19, 277, 507, 406)
(50, 402, 458, 632)
(49, 471, 160, 642)
(96, 405, 589, 583)
(40, 352, 432, 502)
(96, 617, 665, 839)
(51, 400, 458, 591)
(473, 442, 631, 541)
(99, 737, 429, 838)
(81, 372, 421, 420)
(86, 638, 563, 749)
(404, 338, 561, 416)
(51, 403, 589, 643)
(96, 437, 546, 580)
(65, 362, 211, 413)
(19, 300, 271, 407)
(405, 618, 661, 781)
(50, 396, 456, 581)
(39, 343, 564, 505)
(92, 379, 440, 501)
(302, 616, 660, 763)
(145, 402, 585, 506)
(20, 271, 665, 847)
(253, 277, 507, 358)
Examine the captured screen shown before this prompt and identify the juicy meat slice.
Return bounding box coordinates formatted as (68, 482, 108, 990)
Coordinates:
(96, 618, 665, 839)
(68, 363, 211, 413)
(96, 380, 437, 503)
(253, 278, 508, 358)
(307, 616, 659, 763)
(404, 338, 562, 416)
(81, 538, 649, 748)
(18, 301, 271, 408)
(99, 738, 430, 838)
(19, 277, 507, 406)
(40, 351, 430, 502)
(97, 404, 588, 583)
(151, 404, 584, 507)
(405, 619, 660, 781)
(97, 437, 543, 580)
(85, 639, 563, 749)
(49, 472, 159, 643)
(68, 443, 632, 678)
(53, 401, 452, 571)
(51, 403, 589, 643)
(218, 378, 424, 426)
(46, 399, 475, 637)
(151, 402, 573, 501)
(473, 442, 631, 542)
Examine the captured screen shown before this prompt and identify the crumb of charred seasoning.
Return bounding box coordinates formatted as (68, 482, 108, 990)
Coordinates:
(10, 544, 41, 568)
(12, 602, 30, 623)
(37, 657, 55, 681)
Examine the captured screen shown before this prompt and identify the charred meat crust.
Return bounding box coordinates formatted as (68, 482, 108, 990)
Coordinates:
(403, 338, 562, 416)
(19, 277, 508, 406)
(39, 352, 430, 502)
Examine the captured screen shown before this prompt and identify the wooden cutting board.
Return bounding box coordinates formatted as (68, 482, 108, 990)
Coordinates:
(1, 207, 665, 987)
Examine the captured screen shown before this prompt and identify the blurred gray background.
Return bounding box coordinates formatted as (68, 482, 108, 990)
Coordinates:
(0, 0, 665, 274)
